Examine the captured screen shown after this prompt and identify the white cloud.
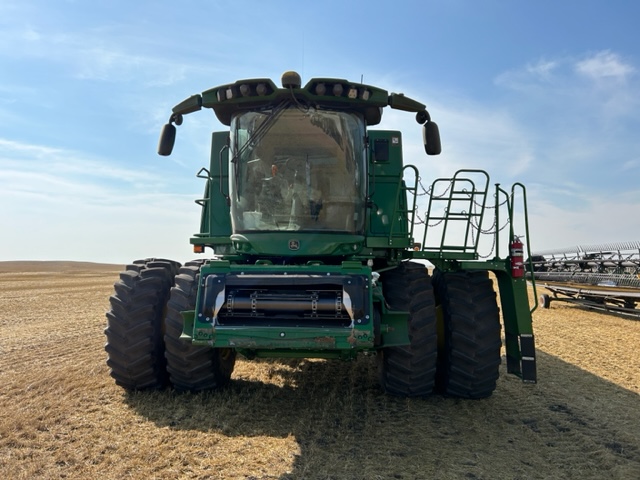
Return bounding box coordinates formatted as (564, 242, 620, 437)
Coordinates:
(1, 191, 200, 264)
(493, 57, 561, 91)
(492, 50, 640, 172)
(620, 158, 640, 172)
(575, 50, 635, 81)
(0, 138, 203, 263)
(72, 44, 191, 86)
(0, 20, 221, 88)
(431, 102, 535, 178)
(0, 138, 164, 188)
(527, 189, 640, 253)
(525, 59, 559, 79)
(495, 50, 636, 96)
(21, 25, 41, 42)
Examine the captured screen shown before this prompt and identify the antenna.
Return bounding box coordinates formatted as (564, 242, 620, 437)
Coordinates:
(301, 31, 305, 80)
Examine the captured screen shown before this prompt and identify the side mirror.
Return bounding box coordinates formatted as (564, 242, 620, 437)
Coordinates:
(157, 123, 176, 156)
(423, 121, 441, 155)
(158, 97, 198, 156)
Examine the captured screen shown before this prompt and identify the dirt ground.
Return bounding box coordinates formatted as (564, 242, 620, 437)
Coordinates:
(0, 262, 639, 479)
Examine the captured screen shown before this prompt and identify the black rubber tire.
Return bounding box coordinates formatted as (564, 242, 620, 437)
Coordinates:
(540, 294, 551, 309)
(378, 261, 438, 397)
(164, 261, 236, 392)
(105, 258, 181, 390)
(432, 269, 502, 399)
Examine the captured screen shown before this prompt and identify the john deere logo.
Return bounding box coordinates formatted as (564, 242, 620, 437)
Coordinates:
(288, 239, 300, 250)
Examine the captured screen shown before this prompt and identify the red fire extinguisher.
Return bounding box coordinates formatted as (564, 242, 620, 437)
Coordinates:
(510, 236, 524, 278)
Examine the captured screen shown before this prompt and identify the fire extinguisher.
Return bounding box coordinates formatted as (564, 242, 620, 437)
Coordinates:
(510, 236, 524, 278)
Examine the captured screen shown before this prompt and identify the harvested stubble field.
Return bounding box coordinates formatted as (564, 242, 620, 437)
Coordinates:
(0, 262, 639, 480)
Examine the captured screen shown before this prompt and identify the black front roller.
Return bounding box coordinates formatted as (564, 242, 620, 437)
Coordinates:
(378, 261, 438, 397)
(105, 258, 181, 390)
(164, 261, 236, 392)
(432, 269, 502, 399)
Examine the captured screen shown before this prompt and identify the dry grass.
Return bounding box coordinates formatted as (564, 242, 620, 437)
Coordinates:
(0, 262, 639, 479)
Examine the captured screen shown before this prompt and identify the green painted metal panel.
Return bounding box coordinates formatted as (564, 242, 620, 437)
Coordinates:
(183, 261, 382, 358)
(229, 232, 365, 256)
(367, 130, 411, 248)
(378, 309, 410, 347)
(191, 131, 232, 250)
(495, 270, 536, 382)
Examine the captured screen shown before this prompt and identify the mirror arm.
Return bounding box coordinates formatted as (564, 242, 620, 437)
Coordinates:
(169, 112, 183, 126)
(156, 94, 202, 157)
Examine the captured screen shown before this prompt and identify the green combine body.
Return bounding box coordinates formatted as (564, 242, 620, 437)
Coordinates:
(105, 71, 537, 398)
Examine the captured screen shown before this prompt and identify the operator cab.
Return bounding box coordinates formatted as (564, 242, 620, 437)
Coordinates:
(230, 107, 367, 235)
(157, 71, 441, 257)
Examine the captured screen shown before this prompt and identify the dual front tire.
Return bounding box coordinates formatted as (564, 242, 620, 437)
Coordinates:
(379, 262, 502, 399)
(104, 259, 235, 392)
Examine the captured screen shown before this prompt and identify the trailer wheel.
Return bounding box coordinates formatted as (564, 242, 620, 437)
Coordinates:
(164, 262, 236, 392)
(378, 261, 438, 397)
(105, 258, 181, 390)
(540, 294, 551, 309)
(432, 269, 501, 399)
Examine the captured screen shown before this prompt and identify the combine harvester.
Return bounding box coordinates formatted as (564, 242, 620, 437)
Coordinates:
(105, 71, 538, 399)
(529, 241, 640, 318)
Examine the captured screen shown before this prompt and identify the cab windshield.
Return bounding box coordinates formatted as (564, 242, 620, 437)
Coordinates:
(229, 107, 366, 234)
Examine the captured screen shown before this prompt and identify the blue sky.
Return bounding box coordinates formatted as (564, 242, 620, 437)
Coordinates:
(1, 0, 639, 263)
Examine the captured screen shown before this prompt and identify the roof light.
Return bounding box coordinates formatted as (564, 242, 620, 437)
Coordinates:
(360, 89, 370, 101)
(332, 83, 343, 96)
(216, 89, 225, 102)
(225, 87, 234, 100)
(315, 83, 326, 96)
(256, 83, 268, 96)
(239, 84, 251, 97)
(348, 87, 358, 99)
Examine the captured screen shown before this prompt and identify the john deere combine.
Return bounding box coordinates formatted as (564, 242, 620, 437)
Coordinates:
(105, 71, 537, 398)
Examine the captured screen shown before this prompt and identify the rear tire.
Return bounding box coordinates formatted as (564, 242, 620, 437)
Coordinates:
(432, 269, 501, 399)
(378, 262, 438, 397)
(164, 262, 236, 392)
(105, 259, 181, 390)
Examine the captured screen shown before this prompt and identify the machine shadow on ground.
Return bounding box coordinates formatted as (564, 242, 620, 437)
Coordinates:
(124, 350, 640, 480)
